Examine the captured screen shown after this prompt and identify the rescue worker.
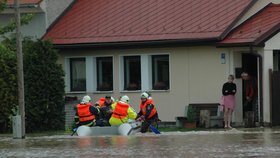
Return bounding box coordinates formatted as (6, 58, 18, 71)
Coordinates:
(95, 97, 106, 107)
(109, 95, 137, 126)
(137, 92, 160, 133)
(96, 95, 114, 126)
(74, 95, 100, 127)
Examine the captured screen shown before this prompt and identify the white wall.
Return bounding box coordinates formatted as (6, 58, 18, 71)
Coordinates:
(232, 51, 243, 124)
(44, 0, 74, 27)
(188, 47, 229, 103)
(0, 13, 46, 39)
(263, 32, 280, 123)
(58, 46, 231, 122)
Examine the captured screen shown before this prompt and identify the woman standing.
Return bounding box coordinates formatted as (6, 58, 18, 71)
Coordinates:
(222, 75, 236, 129)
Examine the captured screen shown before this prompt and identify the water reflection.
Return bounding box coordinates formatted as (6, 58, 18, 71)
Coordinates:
(1, 128, 280, 157)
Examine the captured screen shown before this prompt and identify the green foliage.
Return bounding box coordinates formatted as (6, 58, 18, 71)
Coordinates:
(0, 13, 33, 36)
(187, 106, 197, 123)
(0, 0, 7, 12)
(23, 40, 65, 132)
(0, 39, 66, 133)
(0, 0, 33, 36)
(0, 41, 18, 132)
(0, 2, 64, 133)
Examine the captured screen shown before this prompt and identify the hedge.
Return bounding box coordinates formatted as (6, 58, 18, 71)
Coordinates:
(0, 39, 65, 133)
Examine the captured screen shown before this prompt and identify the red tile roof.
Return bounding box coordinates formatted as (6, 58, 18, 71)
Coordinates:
(220, 3, 280, 46)
(43, 0, 254, 45)
(6, 0, 42, 5)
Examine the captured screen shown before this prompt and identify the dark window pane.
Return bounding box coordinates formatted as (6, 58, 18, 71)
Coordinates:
(124, 56, 141, 90)
(70, 58, 86, 91)
(152, 55, 170, 90)
(96, 57, 113, 91)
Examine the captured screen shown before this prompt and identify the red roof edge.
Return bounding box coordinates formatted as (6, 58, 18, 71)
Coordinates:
(217, 2, 274, 47)
(219, 0, 257, 40)
(254, 21, 280, 45)
(42, 0, 77, 40)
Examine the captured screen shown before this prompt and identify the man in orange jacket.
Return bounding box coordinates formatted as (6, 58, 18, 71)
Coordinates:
(74, 95, 100, 127)
(137, 92, 160, 133)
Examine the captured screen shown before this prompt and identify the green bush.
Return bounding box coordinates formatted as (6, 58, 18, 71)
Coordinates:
(0, 44, 18, 132)
(24, 40, 65, 132)
(187, 106, 197, 123)
(0, 39, 65, 133)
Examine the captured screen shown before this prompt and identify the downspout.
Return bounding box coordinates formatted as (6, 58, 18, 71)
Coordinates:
(249, 45, 264, 126)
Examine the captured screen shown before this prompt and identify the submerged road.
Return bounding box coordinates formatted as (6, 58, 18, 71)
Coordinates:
(1, 128, 280, 158)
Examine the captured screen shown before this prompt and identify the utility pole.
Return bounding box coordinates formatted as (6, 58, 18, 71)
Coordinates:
(14, 0, 25, 139)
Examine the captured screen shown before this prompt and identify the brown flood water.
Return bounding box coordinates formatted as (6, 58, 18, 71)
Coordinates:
(1, 128, 280, 158)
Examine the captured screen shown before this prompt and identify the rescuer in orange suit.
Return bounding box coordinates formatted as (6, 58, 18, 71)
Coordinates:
(74, 95, 100, 127)
(137, 92, 160, 133)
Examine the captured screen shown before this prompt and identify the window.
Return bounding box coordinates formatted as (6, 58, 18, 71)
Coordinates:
(152, 55, 169, 90)
(70, 58, 86, 91)
(96, 57, 113, 91)
(124, 56, 141, 90)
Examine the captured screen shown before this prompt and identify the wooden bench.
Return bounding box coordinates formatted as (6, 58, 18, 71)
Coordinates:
(175, 103, 223, 128)
(189, 103, 223, 128)
(189, 103, 221, 119)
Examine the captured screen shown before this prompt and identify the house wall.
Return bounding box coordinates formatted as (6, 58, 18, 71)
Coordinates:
(0, 0, 73, 39)
(231, 51, 243, 124)
(43, 0, 74, 28)
(0, 13, 46, 39)
(58, 46, 231, 122)
(234, 0, 280, 28)
(263, 32, 280, 123)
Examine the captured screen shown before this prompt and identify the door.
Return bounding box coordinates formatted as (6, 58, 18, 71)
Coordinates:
(242, 53, 258, 124)
(272, 71, 280, 126)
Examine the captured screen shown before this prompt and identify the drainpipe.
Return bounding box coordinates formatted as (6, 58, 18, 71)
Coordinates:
(249, 45, 264, 126)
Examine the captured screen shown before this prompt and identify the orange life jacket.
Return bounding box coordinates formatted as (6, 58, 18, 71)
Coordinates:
(140, 98, 157, 119)
(97, 97, 106, 107)
(112, 102, 129, 119)
(76, 103, 96, 122)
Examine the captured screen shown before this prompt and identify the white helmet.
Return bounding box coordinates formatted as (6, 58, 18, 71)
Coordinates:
(82, 95, 91, 103)
(141, 92, 149, 99)
(120, 95, 129, 103)
(111, 97, 115, 102)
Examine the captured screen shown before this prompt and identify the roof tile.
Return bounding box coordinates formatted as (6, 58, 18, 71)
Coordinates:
(220, 3, 280, 45)
(43, 0, 253, 45)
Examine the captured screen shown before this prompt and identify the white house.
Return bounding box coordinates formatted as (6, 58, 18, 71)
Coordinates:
(43, 0, 280, 127)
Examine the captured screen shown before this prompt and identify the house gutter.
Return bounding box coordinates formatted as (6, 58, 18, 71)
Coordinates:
(52, 38, 219, 49)
(6, 3, 39, 9)
(249, 45, 264, 127)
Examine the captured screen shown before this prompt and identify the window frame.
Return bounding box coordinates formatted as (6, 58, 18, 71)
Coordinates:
(119, 53, 170, 92)
(96, 56, 114, 91)
(151, 54, 170, 90)
(122, 55, 142, 91)
(69, 57, 86, 92)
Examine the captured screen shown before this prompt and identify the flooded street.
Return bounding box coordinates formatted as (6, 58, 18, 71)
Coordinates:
(1, 128, 280, 158)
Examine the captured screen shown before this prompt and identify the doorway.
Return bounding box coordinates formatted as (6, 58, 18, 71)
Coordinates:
(242, 53, 258, 126)
(272, 50, 280, 126)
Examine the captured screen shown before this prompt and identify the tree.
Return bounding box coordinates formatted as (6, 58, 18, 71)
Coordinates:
(0, 39, 17, 132)
(0, 1, 65, 132)
(23, 40, 65, 132)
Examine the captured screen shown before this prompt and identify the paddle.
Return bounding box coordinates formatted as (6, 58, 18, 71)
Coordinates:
(144, 120, 161, 134)
(137, 115, 160, 134)
(71, 128, 77, 136)
(149, 123, 161, 134)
